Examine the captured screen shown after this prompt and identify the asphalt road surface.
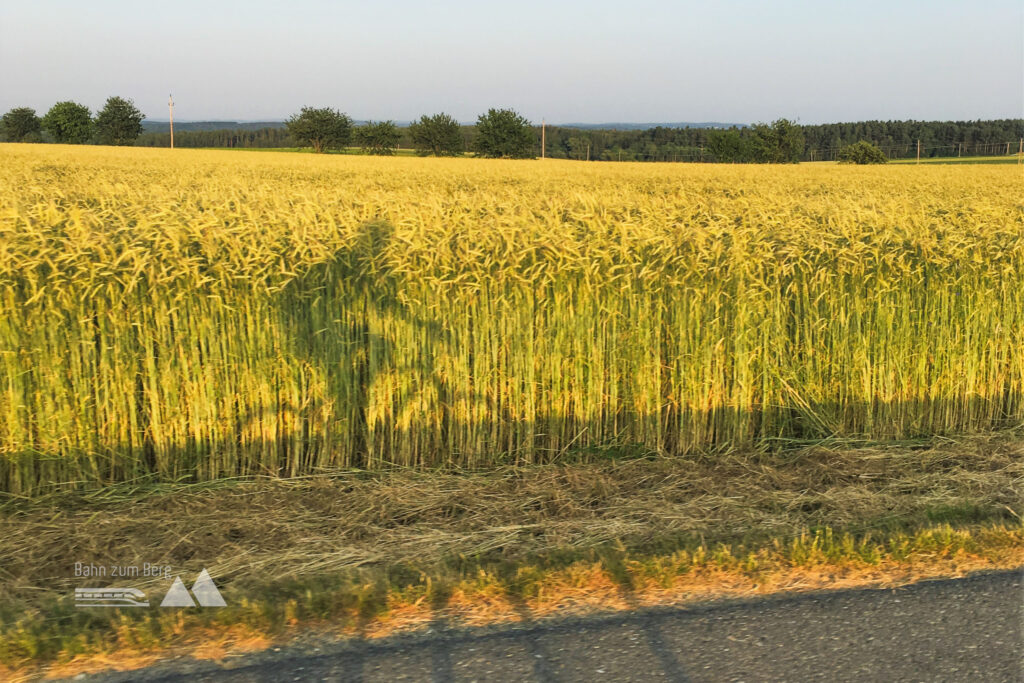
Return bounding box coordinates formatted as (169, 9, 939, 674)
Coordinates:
(79, 569, 1022, 683)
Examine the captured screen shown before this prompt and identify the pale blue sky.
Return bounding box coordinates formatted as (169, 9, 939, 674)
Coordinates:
(1, 0, 1021, 124)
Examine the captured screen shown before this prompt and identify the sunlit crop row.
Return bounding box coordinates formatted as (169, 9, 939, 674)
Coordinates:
(1, 144, 1022, 493)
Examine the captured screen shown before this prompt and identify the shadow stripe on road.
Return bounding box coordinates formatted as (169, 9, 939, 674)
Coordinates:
(86, 568, 1022, 682)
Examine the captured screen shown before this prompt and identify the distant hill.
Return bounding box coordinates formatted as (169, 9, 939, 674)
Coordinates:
(555, 122, 747, 130)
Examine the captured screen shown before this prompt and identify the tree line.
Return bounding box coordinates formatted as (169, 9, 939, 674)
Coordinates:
(539, 118, 1022, 162)
(132, 122, 474, 151)
(1, 98, 145, 146)
(3, 98, 1020, 163)
(279, 107, 535, 158)
(135, 126, 292, 149)
(135, 107, 540, 159)
(268, 107, 807, 161)
(799, 119, 1022, 159)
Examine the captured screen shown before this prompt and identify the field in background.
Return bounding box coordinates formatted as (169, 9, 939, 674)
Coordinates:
(156, 146, 1024, 164)
(202, 146, 426, 156)
(1, 144, 1023, 495)
(889, 155, 1023, 165)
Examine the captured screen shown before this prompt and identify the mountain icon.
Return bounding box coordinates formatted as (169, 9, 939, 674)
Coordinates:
(160, 569, 226, 607)
(160, 576, 195, 607)
(191, 568, 227, 607)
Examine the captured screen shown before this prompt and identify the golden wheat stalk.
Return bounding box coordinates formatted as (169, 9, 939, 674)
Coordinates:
(0, 144, 1021, 494)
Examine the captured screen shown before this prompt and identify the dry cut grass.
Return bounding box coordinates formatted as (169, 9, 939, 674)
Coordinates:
(2, 433, 1021, 602)
(1, 433, 1021, 679)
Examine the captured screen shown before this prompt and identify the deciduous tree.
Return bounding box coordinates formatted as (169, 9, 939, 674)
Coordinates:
(285, 107, 353, 153)
(95, 97, 145, 146)
(42, 101, 92, 144)
(706, 129, 752, 163)
(358, 121, 400, 155)
(1, 107, 42, 142)
(750, 118, 804, 163)
(408, 113, 463, 156)
(837, 141, 888, 164)
(472, 109, 534, 159)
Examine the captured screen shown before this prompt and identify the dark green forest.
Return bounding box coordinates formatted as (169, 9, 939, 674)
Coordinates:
(132, 118, 1023, 162)
(533, 119, 1022, 161)
(135, 126, 294, 149)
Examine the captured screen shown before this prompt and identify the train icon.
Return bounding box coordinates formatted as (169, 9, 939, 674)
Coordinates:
(74, 587, 149, 607)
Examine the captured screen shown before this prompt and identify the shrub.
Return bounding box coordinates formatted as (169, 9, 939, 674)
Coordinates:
(837, 141, 888, 164)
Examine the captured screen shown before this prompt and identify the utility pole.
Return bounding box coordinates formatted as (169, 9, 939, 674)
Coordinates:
(541, 119, 545, 159)
(168, 95, 174, 149)
(1019, 138, 1023, 165)
(586, 144, 590, 162)
(916, 140, 920, 164)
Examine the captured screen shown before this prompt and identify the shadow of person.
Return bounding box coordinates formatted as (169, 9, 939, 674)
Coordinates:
(263, 218, 456, 474)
